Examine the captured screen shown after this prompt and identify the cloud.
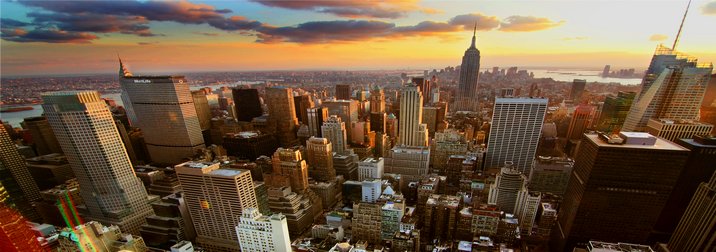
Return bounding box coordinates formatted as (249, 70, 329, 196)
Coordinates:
(7, 0, 261, 43)
(1, 18, 30, 28)
(1, 28, 97, 43)
(254, 12, 560, 44)
(562, 36, 588, 41)
(256, 20, 396, 43)
(250, 0, 439, 19)
(649, 34, 668, 41)
(193, 32, 220, 36)
(448, 13, 501, 31)
(27, 12, 158, 36)
(702, 1, 716, 15)
(498, 16, 564, 32)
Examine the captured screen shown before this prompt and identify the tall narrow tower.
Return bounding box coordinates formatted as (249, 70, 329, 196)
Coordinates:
(42, 91, 155, 235)
(265, 87, 299, 147)
(322, 115, 348, 154)
(455, 23, 481, 112)
(118, 60, 205, 165)
(398, 86, 428, 147)
(0, 124, 41, 221)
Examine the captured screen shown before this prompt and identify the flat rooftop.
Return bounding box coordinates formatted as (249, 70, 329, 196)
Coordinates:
(586, 133, 688, 151)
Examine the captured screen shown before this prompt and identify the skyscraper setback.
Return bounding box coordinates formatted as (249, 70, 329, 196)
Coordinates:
(42, 91, 155, 235)
(622, 45, 713, 131)
(454, 24, 481, 112)
(119, 60, 205, 164)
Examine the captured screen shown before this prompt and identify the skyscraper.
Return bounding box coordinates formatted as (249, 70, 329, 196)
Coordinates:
(455, 24, 481, 112)
(665, 170, 716, 252)
(0, 201, 44, 252)
(645, 119, 713, 142)
(267, 148, 309, 192)
(486, 98, 548, 173)
(0, 124, 41, 222)
(323, 99, 360, 141)
(570, 79, 587, 102)
(191, 91, 212, 132)
(232, 88, 263, 122)
(554, 132, 689, 250)
(595, 91, 636, 133)
(42, 91, 155, 235)
(175, 161, 257, 252)
(488, 162, 528, 214)
(567, 105, 596, 141)
(235, 208, 292, 252)
(370, 86, 387, 133)
(305, 137, 336, 182)
(652, 135, 716, 243)
(293, 94, 314, 124)
(322, 115, 348, 155)
(335, 84, 351, 100)
(622, 45, 713, 132)
(119, 61, 205, 164)
(21, 116, 62, 155)
(307, 107, 329, 138)
(265, 87, 300, 147)
(398, 86, 428, 147)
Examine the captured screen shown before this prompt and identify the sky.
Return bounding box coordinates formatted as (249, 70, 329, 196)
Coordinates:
(1, 0, 715, 76)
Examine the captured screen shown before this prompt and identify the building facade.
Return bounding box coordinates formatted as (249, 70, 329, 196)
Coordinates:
(623, 45, 713, 132)
(42, 91, 155, 235)
(235, 208, 292, 252)
(554, 132, 690, 250)
(119, 64, 205, 164)
(175, 161, 258, 251)
(486, 98, 548, 173)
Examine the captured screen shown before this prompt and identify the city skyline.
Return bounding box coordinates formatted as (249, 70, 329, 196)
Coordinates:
(1, 1, 715, 252)
(1, 0, 716, 76)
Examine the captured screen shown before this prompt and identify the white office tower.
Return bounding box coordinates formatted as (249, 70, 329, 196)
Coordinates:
(42, 91, 155, 235)
(486, 98, 547, 173)
(515, 191, 541, 236)
(119, 61, 205, 164)
(488, 162, 528, 215)
(236, 208, 292, 252)
(358, 157, 384, 181)
(398, 86, 428, 147)
(622, 45, 713, 132)
(322, 115, 348, 154)
(362, 179, 382, 203)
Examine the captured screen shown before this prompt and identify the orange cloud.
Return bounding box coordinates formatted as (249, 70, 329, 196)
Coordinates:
(498, 16, 564, 32)
(649, 34, 668, 41)
(250, 0, 440, 19)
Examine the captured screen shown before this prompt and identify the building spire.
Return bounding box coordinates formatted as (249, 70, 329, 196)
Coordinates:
(118, 54, 132, 77)
(672, 0, 691, 51)
(470, 21, 477, 48)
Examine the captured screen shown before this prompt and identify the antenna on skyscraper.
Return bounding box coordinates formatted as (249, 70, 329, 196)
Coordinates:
(672, 0, 692, 51)
(473, 21, 477, 37)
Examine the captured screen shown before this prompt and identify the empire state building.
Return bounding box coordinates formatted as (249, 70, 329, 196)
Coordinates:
(455, 25, 481, 112)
